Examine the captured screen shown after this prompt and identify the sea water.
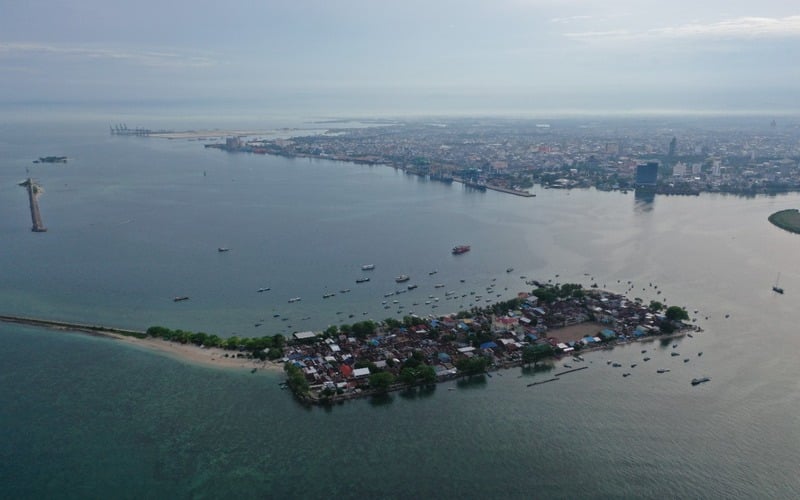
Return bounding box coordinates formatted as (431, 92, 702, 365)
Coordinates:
(1, 117, 799, 498)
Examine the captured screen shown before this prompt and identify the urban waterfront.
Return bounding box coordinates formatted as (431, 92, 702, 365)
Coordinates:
(2, 119, 800, 498)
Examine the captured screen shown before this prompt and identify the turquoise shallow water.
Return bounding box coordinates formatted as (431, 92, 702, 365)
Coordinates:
(2, 119, 800, 498)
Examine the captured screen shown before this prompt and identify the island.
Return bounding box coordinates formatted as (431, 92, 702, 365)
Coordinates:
(768, 209, 800, 234)
(33, 156, 67, 163)
(1, 282, 699, 405)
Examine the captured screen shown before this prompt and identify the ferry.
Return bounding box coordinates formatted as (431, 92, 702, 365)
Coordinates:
(395, 274, 410, 283)
(356, 277, 370, 283)
(173, 296, 189, 302)
(361, 264, 375, 271)
(452, 245, 471, 255)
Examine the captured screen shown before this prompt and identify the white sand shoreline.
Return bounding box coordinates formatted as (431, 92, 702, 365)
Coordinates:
(0, 315, 284, 373)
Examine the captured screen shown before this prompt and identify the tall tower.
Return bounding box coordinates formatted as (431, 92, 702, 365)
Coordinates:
(668, 137, 677, 157)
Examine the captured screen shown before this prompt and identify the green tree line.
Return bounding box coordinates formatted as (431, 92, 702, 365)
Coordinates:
(145, 326, 285, 360)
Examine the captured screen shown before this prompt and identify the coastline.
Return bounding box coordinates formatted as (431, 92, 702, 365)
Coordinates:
(0, 315, 283, 373)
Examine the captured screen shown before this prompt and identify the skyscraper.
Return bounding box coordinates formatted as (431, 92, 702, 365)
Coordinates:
(635, 162, 658, 187)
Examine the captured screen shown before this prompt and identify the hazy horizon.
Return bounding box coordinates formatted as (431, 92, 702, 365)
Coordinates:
(3, 1, 799, 117)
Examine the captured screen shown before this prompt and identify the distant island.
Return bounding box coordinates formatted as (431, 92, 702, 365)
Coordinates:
(33, 156, 67, 163)
(768, 209, 800, 234)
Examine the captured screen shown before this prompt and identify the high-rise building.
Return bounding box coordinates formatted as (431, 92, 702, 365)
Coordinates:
(635, 162, 659, 186)
(668, 137, 677, 157)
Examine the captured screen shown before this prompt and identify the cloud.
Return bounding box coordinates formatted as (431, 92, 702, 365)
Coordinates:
(549, 15, 592, 24)
(565, 15, 800, 41)
(0, 42, 215, 68)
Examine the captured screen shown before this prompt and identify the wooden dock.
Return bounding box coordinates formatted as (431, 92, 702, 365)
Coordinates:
(19, 178, 46, 232)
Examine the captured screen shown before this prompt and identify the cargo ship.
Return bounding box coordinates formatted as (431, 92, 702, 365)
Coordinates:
(452, 245, 471, 255)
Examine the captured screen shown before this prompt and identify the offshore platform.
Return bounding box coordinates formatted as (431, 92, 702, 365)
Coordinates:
(18, 178, 46, 232)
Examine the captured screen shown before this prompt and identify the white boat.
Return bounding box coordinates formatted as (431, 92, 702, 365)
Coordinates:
(361, 264, 375, 271)
(288, 297, 302, 303)
(395, 274, 410, 283)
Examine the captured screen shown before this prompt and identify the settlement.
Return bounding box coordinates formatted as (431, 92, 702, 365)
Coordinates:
(281, 283, 697, 404)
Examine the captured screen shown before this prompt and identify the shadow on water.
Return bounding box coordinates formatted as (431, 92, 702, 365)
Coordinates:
(369, 393, 394, 406)
(456, 374, 487, 389)
(520, 363, 555, 377)
(398, 385, 437, 401)
(634, 188, 655, 212)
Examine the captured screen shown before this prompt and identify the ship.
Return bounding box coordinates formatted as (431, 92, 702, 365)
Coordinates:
(773, 273, 784, 294)
(395, 274, 410, 283)
(361, 264, 375, 271)
(356, 277, 370, 283)
(452, 245, 471, 255)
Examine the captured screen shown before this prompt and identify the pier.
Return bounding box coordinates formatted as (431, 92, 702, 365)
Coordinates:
(19, 178, 46, 232)
(0, 315, 146, 338)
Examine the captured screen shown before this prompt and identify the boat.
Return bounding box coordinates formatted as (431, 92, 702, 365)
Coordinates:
(657, 369, 670, 374)
(339, 288, 351, 293)
(173, 296, 189, 302)
(452, 245, 471, 255)
(257, 287, 270, 293)
(434, 283, 445, 288)
(218, 247, 230, 252)
(429, 270, 438, 275)
(361, 264, 375, 271)
(691, 376, 711, 386)
(323, 293, 336, 298)
(288, 297, 301, 303)
(356, 277, 370, 283)
(643, 357, 651, 362)
(506, 267, 513, 273)
(671, 352, 680, 357)
(407, 284, 418, 290)
(623, 373, 631, 377)
(395, 274, 410, 283)
(773, 272, 784, 294)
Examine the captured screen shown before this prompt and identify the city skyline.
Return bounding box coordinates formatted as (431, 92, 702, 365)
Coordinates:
(2, 0, 799, 117)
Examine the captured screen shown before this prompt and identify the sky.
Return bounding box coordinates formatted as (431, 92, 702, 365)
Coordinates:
(1, 0, 799, 117)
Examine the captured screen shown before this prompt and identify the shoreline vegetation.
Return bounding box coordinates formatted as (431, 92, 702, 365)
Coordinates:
(0, 315, 283, 373)
(1, 282, 699, 405)
(768, 209, 800, 234)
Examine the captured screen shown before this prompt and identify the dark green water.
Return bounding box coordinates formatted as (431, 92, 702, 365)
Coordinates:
(2, 119, 800, 498)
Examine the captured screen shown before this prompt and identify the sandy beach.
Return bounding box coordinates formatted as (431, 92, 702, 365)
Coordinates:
(0, 315, 283, 373)
(101, 331, 285, 373)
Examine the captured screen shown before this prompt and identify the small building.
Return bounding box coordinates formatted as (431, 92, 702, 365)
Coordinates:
(294, 331, 317, 341)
